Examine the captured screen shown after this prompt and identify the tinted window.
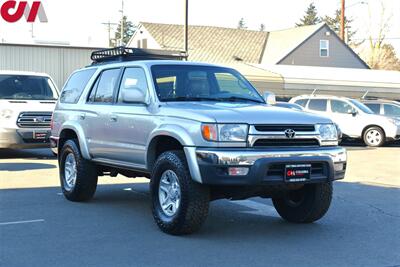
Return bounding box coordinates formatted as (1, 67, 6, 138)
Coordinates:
(91, 69, 120, 103)
(60, 69, 96, 103)
(308, 99, 327, 111)
(294, 99, 308, 107)
(0, 75, 57, 100)
(331, 100, 354, 114)
(364, 103, 381, 114)
(384, 104, 400, 116)
(151, 65, 263, 103)
(118, 68, 148, 103)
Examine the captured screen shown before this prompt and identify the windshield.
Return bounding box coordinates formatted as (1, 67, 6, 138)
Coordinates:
(151, 65, 264, 103)
(349, 99, 374, 114)
(0, 75, 58, 100)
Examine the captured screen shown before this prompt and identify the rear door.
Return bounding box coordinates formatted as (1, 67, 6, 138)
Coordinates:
(85, 68, 122, 159)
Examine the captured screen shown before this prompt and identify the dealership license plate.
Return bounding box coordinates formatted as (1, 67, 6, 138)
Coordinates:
(285, 164, 311, 182)
(33, 131, 48, 140)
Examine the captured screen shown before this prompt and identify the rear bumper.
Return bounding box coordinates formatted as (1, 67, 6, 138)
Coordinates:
(0, 128, 51, 149)
(185, 146, 347, 185)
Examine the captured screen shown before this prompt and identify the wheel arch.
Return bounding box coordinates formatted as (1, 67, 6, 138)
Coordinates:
(58, 123, 91, 159)
(362, 124, 386, 137)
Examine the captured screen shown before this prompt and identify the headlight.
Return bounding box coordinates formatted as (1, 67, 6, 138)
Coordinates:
(316, 124, 338, 141)
(201, 124, 248, 142)
(388, 118, 400, 127)
(0, 109, 13, 120)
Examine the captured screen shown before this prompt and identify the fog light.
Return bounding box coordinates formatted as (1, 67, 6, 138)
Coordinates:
(228, 167, 249, 176)
(334, 163, 344, 172)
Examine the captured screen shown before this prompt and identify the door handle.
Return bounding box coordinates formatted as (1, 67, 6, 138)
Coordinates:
(79, 113, 85, 120)
(110, 115, 118, 122)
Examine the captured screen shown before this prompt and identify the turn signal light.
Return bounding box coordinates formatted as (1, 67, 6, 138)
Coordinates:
(201, 124, 218, 141)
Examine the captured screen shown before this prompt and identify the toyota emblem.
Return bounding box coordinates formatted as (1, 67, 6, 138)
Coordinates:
(284, 129, 296, 139)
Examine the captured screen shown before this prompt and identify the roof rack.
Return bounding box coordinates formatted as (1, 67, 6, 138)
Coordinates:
(90, 46, 187, 64)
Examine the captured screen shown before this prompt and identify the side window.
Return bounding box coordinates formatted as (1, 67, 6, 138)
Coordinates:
(365, 103, 380, 114)
(384, 104, 400, 116)
(308, 99, 327, 111)
(118, 68, 148, 103)
(331, 100, 354, 114)
(60, 69, 96, 104)
(90, 69, 120, 104)
(294, 99, 308, 107)
(320, 40, 329, 57)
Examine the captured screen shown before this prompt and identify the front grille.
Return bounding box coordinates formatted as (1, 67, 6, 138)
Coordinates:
(255, 124, 315, 132)
(267, 163, 327, 179)
(17, 112, 52, 128)
(253, 138, 319, 147)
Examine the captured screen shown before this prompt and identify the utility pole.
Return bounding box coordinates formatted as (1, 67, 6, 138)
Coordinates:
(119, 0, 124, 46)
(340, 0, 345, 41)
(184, 0, 188, 57)
(102, 21, 118, 47)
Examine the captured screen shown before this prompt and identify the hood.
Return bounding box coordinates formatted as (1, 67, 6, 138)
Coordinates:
(161, 102, 332, 124)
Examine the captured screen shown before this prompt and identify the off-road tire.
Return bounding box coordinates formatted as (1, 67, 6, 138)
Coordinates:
(272, 182, 332, 223)
(59, 139, 98, 202)
(363, 126, 385, 147)
(150, 150, 210, 235)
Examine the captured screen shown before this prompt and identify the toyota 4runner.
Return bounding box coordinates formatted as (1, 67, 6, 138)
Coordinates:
(51, 47, 347, 235)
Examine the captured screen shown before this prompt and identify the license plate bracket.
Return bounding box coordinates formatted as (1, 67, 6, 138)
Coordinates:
(33, 131, 48, 140)
(285, 164, 311, 182)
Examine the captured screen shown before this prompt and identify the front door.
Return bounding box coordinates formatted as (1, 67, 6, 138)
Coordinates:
(329, 99, 362, 137)
(106, 67, 155, 167)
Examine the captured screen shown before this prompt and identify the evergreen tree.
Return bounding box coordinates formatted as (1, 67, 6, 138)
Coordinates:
(114, 16, 135, 46)
(296, 2, 321, 26)
(323, 9, 356, 43)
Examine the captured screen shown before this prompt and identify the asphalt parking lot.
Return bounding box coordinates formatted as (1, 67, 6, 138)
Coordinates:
(1, 143, 399, 267)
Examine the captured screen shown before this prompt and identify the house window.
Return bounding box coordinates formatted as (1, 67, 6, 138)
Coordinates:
(320, 40, 329, 57)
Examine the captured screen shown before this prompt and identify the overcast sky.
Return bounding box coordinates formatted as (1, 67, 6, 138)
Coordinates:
(0, 0, 399, 53)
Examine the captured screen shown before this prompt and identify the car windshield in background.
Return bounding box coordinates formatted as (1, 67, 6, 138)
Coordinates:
(0, 75, 58, 100)
(349, 99, 374, 114)
(151, 65, 264, 103)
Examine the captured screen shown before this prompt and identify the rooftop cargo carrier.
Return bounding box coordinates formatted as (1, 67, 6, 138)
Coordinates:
(90, 46, 187, 64)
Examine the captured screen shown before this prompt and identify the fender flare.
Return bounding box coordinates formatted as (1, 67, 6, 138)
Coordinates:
(59, 122, 91, 160)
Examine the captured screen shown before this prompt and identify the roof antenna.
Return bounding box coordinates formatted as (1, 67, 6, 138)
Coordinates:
(361, 90, 369, 99)
(311, 88, 318, 96)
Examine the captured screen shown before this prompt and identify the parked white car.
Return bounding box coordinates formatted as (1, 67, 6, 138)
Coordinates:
(0, 71, 58, 149)
(289, 95, 400, 147)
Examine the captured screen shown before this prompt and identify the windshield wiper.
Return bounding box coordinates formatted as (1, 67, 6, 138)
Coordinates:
(219, 96, 264, 103)
(162, 96, 220, 102)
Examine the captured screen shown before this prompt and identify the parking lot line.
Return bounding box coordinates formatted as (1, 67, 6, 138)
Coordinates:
(0, 219, 45, 226)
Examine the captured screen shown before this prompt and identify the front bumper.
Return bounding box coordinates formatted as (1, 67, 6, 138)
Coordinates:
(0, 128, 51, 149)
(184, 146, 347, 185)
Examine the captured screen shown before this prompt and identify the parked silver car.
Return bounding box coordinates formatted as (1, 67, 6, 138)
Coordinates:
(51, 48, 346, 235)
(290, 94, 400, 147)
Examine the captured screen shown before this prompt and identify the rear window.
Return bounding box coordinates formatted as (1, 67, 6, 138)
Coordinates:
(60, 69, 96, 104)
(308, 99, 327, 111)
(0, 75, 58, 100)
(294, 99, 308, 107)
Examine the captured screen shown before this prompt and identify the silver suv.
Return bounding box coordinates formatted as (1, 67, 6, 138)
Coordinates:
(290, 95, 400, 147)
(51, 48, 347, 235)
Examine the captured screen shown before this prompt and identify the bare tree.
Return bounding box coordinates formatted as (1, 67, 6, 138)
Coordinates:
(363, 0, 396, 69)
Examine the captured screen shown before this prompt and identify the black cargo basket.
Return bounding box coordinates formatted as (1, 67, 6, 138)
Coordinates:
(90, 46, 187, 64)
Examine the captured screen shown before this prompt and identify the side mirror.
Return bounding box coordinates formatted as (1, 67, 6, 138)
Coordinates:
(121, 88, 147, 104)
(263, 91, 276, 105)
(348, 109, 358, 116)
